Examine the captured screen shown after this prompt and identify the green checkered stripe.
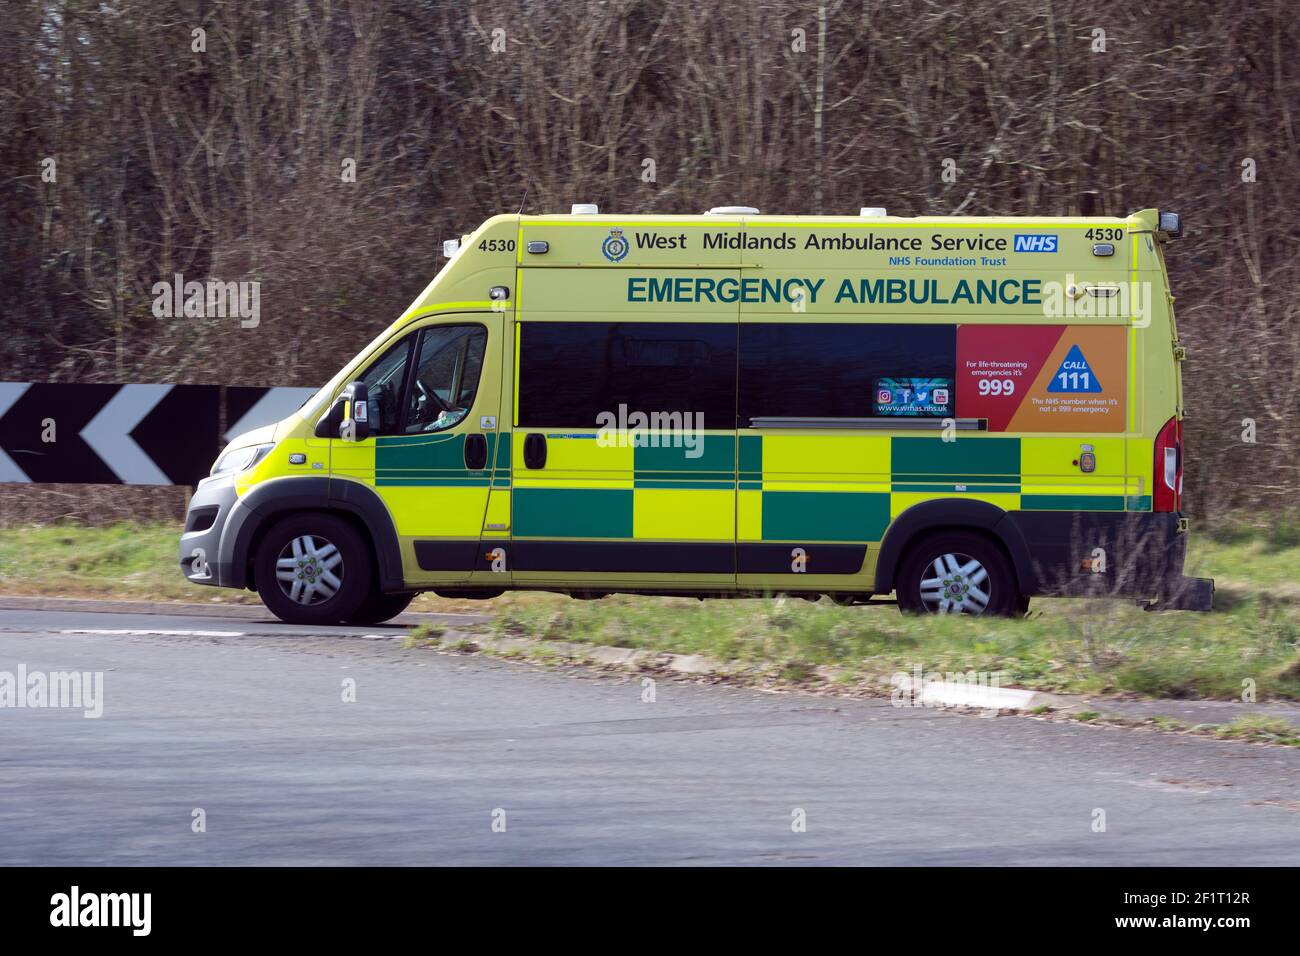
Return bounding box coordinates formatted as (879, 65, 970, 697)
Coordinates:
(405, 433, 1149, 541)
(513, 436, 736, 538)
(375, 432, 505, 486)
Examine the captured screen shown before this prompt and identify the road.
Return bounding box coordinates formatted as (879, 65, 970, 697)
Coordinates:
(2, 604, 1299, 865)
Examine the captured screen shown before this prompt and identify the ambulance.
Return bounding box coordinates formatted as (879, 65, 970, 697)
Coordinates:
(180, 205, 1214, 624)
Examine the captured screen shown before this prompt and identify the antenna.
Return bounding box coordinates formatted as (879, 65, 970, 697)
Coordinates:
(517, 179, 531, 215)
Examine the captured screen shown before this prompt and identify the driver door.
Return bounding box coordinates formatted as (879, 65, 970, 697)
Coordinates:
(332, 314, 504, 586)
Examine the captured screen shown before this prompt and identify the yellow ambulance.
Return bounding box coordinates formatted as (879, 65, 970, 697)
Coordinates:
(180, 205, 1213, 624)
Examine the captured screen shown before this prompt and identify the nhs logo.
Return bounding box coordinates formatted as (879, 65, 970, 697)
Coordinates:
(1013, 233, 1059, 253)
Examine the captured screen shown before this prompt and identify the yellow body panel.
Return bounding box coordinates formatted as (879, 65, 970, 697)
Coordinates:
(633, 489, 735, 540)
(760, 434, 891, 477)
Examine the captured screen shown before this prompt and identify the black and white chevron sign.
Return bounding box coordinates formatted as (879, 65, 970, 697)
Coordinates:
(0, 383, 315, 486)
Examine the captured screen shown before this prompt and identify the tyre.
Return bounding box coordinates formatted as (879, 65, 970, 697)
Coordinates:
(344, 590, 416, 625)
(895, 530, 1024, 617)
(254, 513, 372, 625)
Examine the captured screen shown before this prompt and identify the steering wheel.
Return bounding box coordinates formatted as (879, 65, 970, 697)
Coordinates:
(414, 378, 452, 415)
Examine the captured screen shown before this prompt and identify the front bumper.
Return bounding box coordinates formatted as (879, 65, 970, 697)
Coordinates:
(1001, 511, 1214, 611)
(179, 473, 239, 588)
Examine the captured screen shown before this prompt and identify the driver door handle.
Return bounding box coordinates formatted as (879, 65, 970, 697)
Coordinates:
(464, 433, 488, 471)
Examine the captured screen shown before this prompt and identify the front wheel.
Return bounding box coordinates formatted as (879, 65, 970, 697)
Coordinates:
(254, 513, 372, 625)
(895, 531, 1024, 617)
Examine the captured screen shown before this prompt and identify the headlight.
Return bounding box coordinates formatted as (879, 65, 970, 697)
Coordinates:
(211, 443, 274, 477)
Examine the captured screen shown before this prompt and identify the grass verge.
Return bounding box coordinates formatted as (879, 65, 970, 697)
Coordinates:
(0, 522, 260, 604)
(2, 520, 1299, 700)
(488, 589, 1300, 700)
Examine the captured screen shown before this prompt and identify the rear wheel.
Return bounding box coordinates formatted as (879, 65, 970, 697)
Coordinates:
(344, 590, 416, 625)
(896, 530, 1024, 617)
(254, 513, 371, 625)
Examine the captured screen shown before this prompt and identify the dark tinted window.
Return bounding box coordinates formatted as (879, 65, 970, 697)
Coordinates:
(518, 322, 736, 428)
(739, 323, 955, 422)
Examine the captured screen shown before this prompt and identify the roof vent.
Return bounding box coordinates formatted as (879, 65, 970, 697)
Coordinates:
(859, 207, 887, 217)
(570, 203, 599, 215)
(705, 206, 760, 215)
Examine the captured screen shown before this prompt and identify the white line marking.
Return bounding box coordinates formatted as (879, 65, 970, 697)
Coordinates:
(60, 628, 246, 637)
(912, 679, 1040, 711)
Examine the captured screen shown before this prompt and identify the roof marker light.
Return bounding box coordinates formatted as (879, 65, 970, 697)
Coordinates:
(859, 207, 887, 217)
(705, 206, 760, 215)
(571, 203, 599, 215)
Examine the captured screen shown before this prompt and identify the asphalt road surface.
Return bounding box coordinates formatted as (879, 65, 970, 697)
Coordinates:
(2, 605, 1299, 865)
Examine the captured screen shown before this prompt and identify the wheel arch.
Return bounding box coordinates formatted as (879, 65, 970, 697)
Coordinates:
(220, 476, 405, 592)
(873, 498, 1035, 596)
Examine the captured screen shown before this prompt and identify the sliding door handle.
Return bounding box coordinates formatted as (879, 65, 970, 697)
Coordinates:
(523, 433, 547, 470)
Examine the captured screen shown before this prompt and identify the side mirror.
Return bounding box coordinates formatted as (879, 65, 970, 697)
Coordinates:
(314, 381, 370, 440)
(339, 381, 370, 441)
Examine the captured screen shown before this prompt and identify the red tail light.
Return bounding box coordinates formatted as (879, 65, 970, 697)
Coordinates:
(1153, 415, 1182, 512)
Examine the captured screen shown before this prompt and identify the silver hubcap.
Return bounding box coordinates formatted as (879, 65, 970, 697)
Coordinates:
(919, 552, 991, 615)
(275, 535, 344, 606)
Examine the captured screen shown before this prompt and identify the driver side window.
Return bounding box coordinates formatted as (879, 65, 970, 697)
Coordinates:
(357, 337, 413, 436)
(404, 325, 488, 434)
